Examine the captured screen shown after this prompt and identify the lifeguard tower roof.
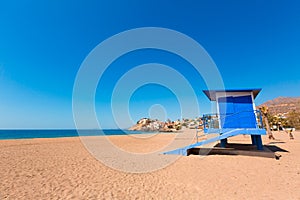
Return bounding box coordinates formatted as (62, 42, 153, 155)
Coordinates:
(203, 89, 262, 101)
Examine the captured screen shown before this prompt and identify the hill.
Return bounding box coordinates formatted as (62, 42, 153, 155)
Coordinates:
(259, 97, 300, 114)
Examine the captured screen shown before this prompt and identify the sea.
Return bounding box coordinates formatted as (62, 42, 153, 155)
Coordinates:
(0, 129, 152, 140)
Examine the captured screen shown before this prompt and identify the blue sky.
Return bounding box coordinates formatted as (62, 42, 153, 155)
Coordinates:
(0, 1, 299, 129)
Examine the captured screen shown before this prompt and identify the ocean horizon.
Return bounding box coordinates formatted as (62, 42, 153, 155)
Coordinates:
(0, 129, 154, 140)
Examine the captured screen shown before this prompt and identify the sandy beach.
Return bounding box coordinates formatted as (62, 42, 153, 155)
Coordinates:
(0, 130, 299, 199)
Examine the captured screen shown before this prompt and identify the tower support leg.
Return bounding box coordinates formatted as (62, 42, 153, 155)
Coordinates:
(251, 135, 263, 150)
(255, 135, 263, 150)
(251, 135, 257, 145)
(220, 138, 227, 148)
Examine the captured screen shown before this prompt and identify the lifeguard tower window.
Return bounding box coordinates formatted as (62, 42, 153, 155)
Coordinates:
(218, 95, 256, 129)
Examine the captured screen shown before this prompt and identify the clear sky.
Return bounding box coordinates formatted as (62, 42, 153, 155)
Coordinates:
(0, 1, 299, 129)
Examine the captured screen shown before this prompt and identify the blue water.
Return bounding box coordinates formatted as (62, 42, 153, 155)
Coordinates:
(0, 129, 151, 140)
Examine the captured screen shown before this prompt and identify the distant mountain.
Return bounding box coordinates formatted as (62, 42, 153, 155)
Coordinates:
(259, 97, 300, 114)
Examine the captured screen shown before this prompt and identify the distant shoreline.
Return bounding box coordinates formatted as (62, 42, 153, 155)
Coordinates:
(0, 129, 160, 140)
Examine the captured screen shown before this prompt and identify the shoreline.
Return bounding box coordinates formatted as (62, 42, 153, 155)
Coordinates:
(0, 129, 163, 141)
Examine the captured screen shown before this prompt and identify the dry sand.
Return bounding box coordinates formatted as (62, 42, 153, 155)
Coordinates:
(0, 130, 299, 199)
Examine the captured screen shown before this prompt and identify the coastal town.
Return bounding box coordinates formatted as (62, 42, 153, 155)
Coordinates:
(128, 117, 204, 132)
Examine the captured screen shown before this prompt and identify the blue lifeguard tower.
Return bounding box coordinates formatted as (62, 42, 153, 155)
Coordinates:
(163, 89, 267, 156)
